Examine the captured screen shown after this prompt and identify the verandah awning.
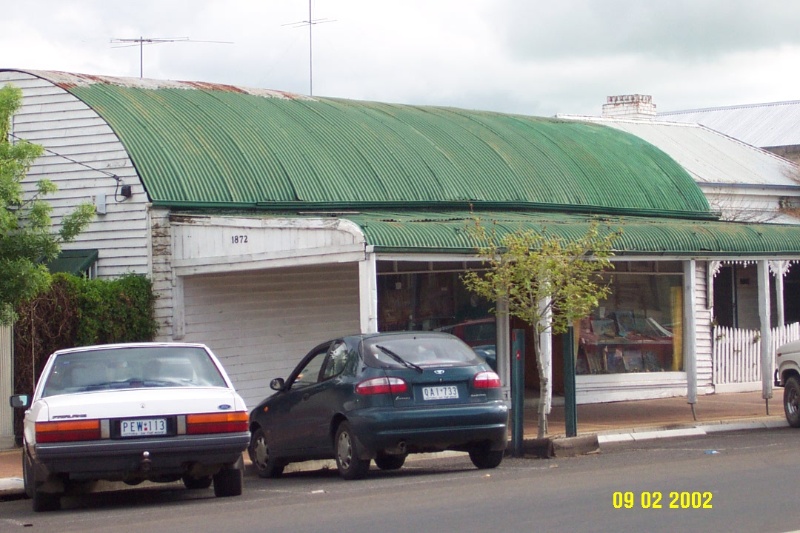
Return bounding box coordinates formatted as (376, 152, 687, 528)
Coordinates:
(338, 210, 800, 258)
(45, 249, 99, 275)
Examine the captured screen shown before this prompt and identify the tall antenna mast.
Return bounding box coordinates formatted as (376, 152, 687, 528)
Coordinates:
(285, 0, 335, 95)
(111, 37, 233, 78)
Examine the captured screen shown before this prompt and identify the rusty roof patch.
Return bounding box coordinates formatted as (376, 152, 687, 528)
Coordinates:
(183, 81, 247, 93)
(18, 69, 313, 101)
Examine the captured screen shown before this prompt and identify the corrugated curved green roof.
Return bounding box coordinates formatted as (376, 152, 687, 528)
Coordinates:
(63, 79, 713, 219)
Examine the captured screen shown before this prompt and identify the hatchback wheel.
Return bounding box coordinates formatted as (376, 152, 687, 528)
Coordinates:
(335, 422, 370, 480)
(469, 444, 504, 469)
(785, 376, 800, 427)
(249, 427, 286, 478)
(374, 452, 406, 471)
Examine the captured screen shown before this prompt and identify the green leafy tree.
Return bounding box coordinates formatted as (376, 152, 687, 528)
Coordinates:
(0, 84, 94, 325)
(463, 219, 620, 438)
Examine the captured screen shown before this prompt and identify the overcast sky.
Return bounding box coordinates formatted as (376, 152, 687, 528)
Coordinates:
(5, 1, 800, 117)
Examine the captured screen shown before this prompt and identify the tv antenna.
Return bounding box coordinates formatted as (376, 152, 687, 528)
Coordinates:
(284, 0, 335, 95)
(111, 37, 233, 78)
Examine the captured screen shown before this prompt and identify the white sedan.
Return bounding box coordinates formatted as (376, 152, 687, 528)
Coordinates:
(9, 342, 249, 512)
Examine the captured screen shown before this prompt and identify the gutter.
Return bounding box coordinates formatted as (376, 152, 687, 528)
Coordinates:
(150, 200, 720, 222)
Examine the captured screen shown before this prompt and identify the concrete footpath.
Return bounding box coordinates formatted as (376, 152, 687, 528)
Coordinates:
(0, 390, 789, 498)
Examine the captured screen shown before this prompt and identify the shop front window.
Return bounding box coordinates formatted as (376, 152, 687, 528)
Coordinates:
(577, 271, 683, 375)
(377, 265, 496, 370)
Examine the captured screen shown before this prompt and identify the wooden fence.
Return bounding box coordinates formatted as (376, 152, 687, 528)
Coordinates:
(713, 322, 800, 390)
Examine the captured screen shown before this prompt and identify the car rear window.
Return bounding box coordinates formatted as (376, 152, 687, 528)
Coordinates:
(42, 346, 228, 397)
(362, 334, 483, 369)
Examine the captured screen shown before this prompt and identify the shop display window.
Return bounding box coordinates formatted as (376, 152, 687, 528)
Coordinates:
(576, 273, 683, 375)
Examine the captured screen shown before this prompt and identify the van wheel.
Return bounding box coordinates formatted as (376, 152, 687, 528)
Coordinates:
(784, 376, 800, 427)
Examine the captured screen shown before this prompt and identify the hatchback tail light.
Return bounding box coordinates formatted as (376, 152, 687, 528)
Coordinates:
(36, 419, 101, 443)
(473, 371, 501, 389)
(186, 411, 248, 434)
(356, 377, 408, 395)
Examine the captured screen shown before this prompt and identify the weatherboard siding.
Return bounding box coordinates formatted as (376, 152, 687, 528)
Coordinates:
(695, 261, 714, 393)
(1, 70, 150, 278)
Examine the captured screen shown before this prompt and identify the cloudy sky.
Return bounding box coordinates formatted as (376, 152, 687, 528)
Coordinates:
(4, 1, 800, 117)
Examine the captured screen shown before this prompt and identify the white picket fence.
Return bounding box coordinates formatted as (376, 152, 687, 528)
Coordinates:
(712, 322, 800, 391)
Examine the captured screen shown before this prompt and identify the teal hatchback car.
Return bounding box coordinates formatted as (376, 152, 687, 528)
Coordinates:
(247, 331, 508, 480)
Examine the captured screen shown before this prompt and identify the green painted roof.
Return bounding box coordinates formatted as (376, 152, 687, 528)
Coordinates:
(343, 210, 800, 256)
(171, 208, 800, 257)
(65, 80, 713, 219)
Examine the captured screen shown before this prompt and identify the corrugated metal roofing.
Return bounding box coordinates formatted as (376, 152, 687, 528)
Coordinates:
(338, 210, 800, 256)
(659, 100, 800, 149)
(21, 71, 713, 219)
(559, 116, 800, 187)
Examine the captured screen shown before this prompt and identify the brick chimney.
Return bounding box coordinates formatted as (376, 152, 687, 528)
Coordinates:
(601, 94, 656, 119)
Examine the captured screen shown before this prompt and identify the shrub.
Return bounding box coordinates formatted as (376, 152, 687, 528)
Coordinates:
(12, 273, 158, 440)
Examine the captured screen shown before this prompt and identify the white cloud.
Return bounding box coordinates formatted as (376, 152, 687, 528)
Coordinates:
(4, 0, 800, 117)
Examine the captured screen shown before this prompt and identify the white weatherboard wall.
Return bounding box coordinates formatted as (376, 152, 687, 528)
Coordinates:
(0, 70, 150, 279)
(181, 264, 361, 408)
(695, 261, 714, 393)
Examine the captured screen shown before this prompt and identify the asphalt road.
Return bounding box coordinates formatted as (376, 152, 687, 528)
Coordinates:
(2, 427, 800, 533)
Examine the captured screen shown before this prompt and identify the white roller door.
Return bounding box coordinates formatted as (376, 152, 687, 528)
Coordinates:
(181, 262, 360, 407)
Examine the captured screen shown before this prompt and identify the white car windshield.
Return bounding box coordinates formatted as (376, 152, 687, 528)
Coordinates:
(41, 346, 228, 397)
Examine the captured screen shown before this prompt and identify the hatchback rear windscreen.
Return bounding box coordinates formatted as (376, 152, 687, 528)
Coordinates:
(363, 334, 484, 369)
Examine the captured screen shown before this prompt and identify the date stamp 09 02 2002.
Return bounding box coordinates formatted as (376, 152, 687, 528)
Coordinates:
(612, 491, 713, 510)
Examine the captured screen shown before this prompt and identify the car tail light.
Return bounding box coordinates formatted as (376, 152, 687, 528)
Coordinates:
(186, 412, 248, 434)
(36, 419, 101, 443)
(473, 371, 501, 389)
(356, 377, 408, 395)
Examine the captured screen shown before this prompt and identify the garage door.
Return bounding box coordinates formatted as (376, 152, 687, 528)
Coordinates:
(182, 262, 360, 407)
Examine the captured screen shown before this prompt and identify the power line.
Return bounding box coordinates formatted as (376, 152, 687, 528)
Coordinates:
(10, 132, 118, 179)
(111, 37, 233, 78)
(9, 132, 132, 201)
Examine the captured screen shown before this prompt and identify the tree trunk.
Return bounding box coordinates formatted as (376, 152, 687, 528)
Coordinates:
(535, 298, 553, 439)
(534, 329, 549, 438)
